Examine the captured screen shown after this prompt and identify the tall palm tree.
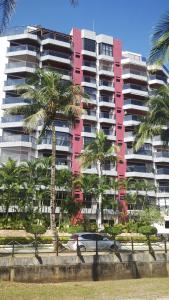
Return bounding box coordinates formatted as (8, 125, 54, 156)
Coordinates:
(7, 68, 85, 249)
(79, 131, 118, 229)
(0, 0, 78, 33)
(149, 11, 169, 65)
(134, 85, 169, 150)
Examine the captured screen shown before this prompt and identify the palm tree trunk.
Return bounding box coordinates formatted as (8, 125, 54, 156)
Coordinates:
(50, 123, 57, 251)
(97, 160, 102, 230)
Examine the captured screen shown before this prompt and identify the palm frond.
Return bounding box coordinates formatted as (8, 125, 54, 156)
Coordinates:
(0, 0, 16, 34)
(149, 11, 169, 64)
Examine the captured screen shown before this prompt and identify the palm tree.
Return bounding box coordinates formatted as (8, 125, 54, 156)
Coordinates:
(79, 131, 118, 229)
(134, 85, 169, 150)
(7, 68, 85, 249)
(0, 0, 78, 33)
(149, 11, 169, 65)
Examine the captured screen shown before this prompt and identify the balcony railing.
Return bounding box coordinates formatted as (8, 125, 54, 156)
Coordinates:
(43, 66, 71, 76)
(123, 68, 147, 77)
(124, 99, 146, 106)
(40, 137, 71, 147)
(1, 115, 24, 122)
(157, 168, 169, 175)
(83, 126, 96, 133)
(83, 60, 96, 68)
(99, 96, 114, 103)
(149, 75, 167, 83)
(124, 131, 135, 138)
(123, 83, 148, 92)
(156, 151, 169, 158)
(99, 65, 113, 72)
(42, 33, 71, 44)
(83, 76, 96, 84)
(85, 110, 96, 116)
(7, 44, 39, 53)
(124, 115, 140, 122)
(127, 165, 152, 173)
(56, 158, 71, 167)
(99, 80, 113, 87)
(6, 61, 38, 69)
(100, 112, 113, 119)
(101, 128, 113, 135)
(159, 186, 169, 193)
(53, 120, 69, 127)
(42, 50, 71, 60)
(3, 97, 31, 104)
(126, 149, 152, 156)
(0, 134, 35, 143)
(4, 78, 26, 86)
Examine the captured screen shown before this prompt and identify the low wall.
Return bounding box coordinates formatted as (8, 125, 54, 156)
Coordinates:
(0, 252, 169, 282)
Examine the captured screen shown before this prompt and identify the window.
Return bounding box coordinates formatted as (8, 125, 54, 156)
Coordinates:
(165, 221, 169, 229)
(83, 38, 96, 52)
(99, 43, 113, 56)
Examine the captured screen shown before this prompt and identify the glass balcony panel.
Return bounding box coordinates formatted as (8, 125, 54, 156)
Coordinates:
(100, 112, 112, 119)
(99, 65, 113, 72)
(123, 68, 147, 77)
(159, 186, 169, 193)
(43, 66, 71, 76)
(3, 97, 31, 104)
(157, 168, 169, 175)
(6, 62, 38, 69)
(123, 83, 147, 91)
(149, 75, 167, 83)
(124, 99, 146, 106)
(8, 45, 39, 52)
(127, 165, 152, 173)
(1, 115, 24, 122)
(99, 96, 113, 103)
(4, 78, 26, 86)
(42, 32, 71, 44)
(83, 60, 96, 68)
(42, 50, 71, 59)
(83, 76, 96, 84)
(53, 120, 69, 127)
(56, 158, 71, 166)
(124, 115, 140, 121)
(127, 148, 152, 156)
(100, 80, 113, 87)
(0, 134, 35, 143)
(156, 151, 169, 158)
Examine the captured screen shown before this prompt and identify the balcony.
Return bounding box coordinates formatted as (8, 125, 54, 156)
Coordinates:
(99, 80, 114, 92)
(2, 97, 31, 109)
(126, 165, 154, 178)
(124, 131, 135, 142)
(101, 128, 115, 140)
(99, 96, 115, 108)
(82, 110, 97, 122)
(123, 83, 148, 97)
(43, 66, 71, 81)
(126, 148, 152, 160)
(102, 164, 117, 176)
(122, 68, 147, 81)
(81, 76, 96, 88)
(156, 168, 169, 180)
(123, 99, 148, 111)
(38, 136, 71, 152)
(0, 134, 35, 148)
(99, 65, 114, 77)
(124, 115, 140, 126)
(4, 78, 26, 91)
(7, 44, 39, 57)
(56, 158, 71, 169)
(99, 112, 115, 124)
(41, 50, 71, 65)
(5, 61, 38, 73)
(41, 32, 71, 49)
(148, 74, 167, 85)
(82, 60, 96, 73)
(7, 26, 40, 42)
(155, 151, 169, 163)
(82, 126, 96, 138)
(1, 115, 24, 127)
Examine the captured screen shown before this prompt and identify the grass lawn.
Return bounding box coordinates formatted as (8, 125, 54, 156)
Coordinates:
(0, 278, 169, 300)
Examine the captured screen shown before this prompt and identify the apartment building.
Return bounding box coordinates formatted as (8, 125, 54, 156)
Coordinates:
(0, 25, 169, 229)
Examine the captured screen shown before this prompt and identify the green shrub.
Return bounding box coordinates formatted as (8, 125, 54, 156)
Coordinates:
(59, 225, 84, 234)
(116, 235, 159, 243)
(138, 225, 157, 236)
(0, 236, 53, 245)
(104, 224, 124, 237)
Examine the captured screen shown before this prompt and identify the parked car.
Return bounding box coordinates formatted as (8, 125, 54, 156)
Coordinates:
(66, 232, 121, 252)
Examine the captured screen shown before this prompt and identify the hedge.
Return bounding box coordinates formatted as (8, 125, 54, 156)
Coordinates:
(116, 235, 159, 243)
